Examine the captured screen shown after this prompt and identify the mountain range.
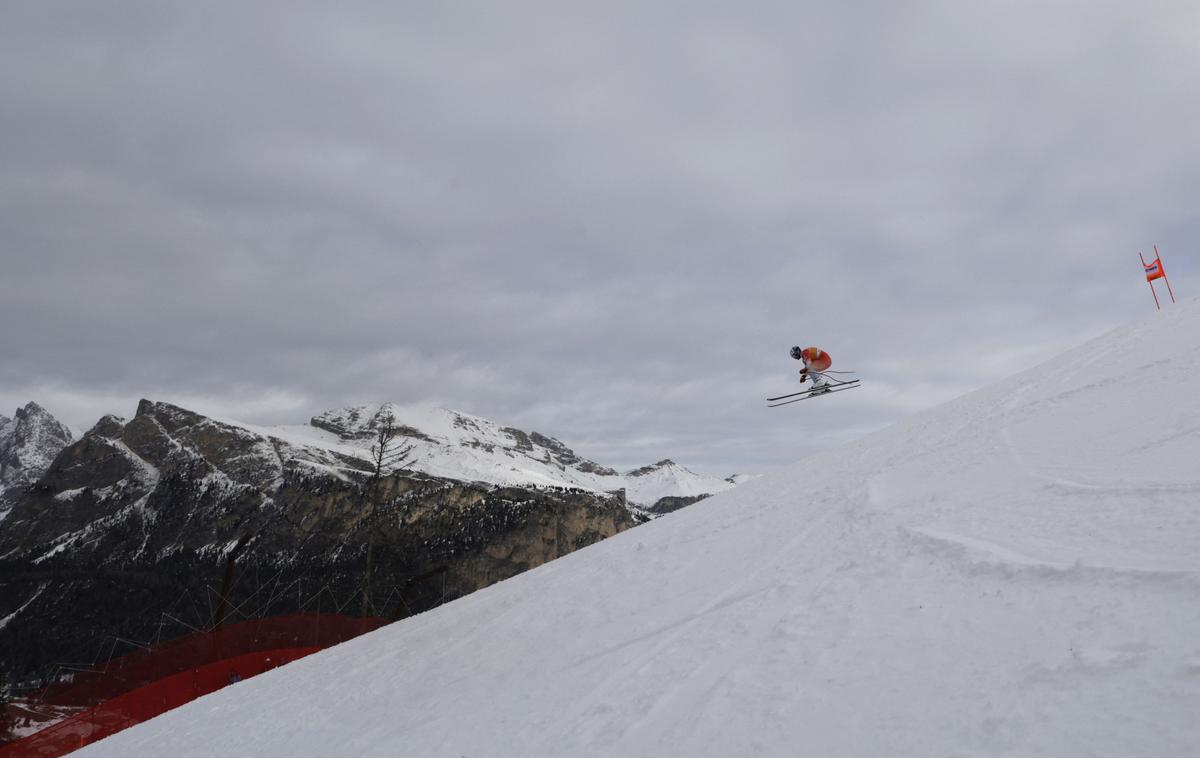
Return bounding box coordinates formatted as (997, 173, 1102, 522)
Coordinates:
(0, 400, 742, 523)
(0, 397, 747, 700)
(246, 401, 744, 512)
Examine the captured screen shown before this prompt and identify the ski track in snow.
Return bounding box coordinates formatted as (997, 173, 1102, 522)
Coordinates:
(80, 300, 1200, 758)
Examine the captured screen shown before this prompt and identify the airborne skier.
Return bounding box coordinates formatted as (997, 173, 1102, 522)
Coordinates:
(766, 347, 859, 406)
(790, 346, 833, 394)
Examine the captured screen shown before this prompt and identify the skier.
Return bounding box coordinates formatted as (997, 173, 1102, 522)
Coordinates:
(766, 347, 857, 405)
(790, 346, 833, 394)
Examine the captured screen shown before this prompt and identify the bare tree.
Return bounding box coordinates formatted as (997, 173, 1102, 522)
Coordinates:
(361, 412, 413, 617)
(368, 413, 413, 482)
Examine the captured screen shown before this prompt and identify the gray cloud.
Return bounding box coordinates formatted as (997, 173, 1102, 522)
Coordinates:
(2, 1, 1197, 474)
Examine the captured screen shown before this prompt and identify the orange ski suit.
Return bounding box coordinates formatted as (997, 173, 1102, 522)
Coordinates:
(798, 347, 832, 373)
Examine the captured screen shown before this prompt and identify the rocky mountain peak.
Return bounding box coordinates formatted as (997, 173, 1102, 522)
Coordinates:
(309, 404, 378, 439)
(90, 414, 128, 438)
(135, 398, 208, 430)
(0, 401, 74, 489)
(526, 431, 618, 476)
(625, 459, 678, 477)
(309, 404, 433, 443)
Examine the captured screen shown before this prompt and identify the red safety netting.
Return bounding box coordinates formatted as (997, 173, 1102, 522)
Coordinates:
(2, 648, 317, 757)
(42, 613, 382, 707)
(1, 613, 384, 757)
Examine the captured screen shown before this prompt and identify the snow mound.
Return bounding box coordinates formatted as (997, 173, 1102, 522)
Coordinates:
(82, 301, 1200, 757)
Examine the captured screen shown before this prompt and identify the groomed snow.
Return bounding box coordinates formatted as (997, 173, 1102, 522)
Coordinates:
(81, 301, 1200, 757)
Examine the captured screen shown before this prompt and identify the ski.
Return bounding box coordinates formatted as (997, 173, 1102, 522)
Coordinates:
(767, 379, 859, 402)
(768, 382, 861, 406)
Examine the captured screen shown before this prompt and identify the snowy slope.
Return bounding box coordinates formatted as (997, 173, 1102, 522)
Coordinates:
(239, 403, 737, 508)
(82, 301, 1200, 758)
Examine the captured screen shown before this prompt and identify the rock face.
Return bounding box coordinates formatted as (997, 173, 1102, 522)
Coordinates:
(645, 494, 711, 516)
(0, 400, 633, 689)
(625, 459, 678, 478)
(0, 403, 73, 495)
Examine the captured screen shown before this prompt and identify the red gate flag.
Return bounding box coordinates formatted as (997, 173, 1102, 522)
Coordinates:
(1139, 246, 1176, 310)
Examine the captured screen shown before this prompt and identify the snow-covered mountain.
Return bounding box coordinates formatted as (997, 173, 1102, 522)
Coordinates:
(248, 403, 739, 510)
(0, 401, 73, 498)
(0, 399, 635, 694)
(623, 460, 755, 515)
(84, 299, 1200, 757)
(0, 397, 735, 687)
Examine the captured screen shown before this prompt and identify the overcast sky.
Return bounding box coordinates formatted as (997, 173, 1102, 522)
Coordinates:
(2, 1, 1196, 475)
